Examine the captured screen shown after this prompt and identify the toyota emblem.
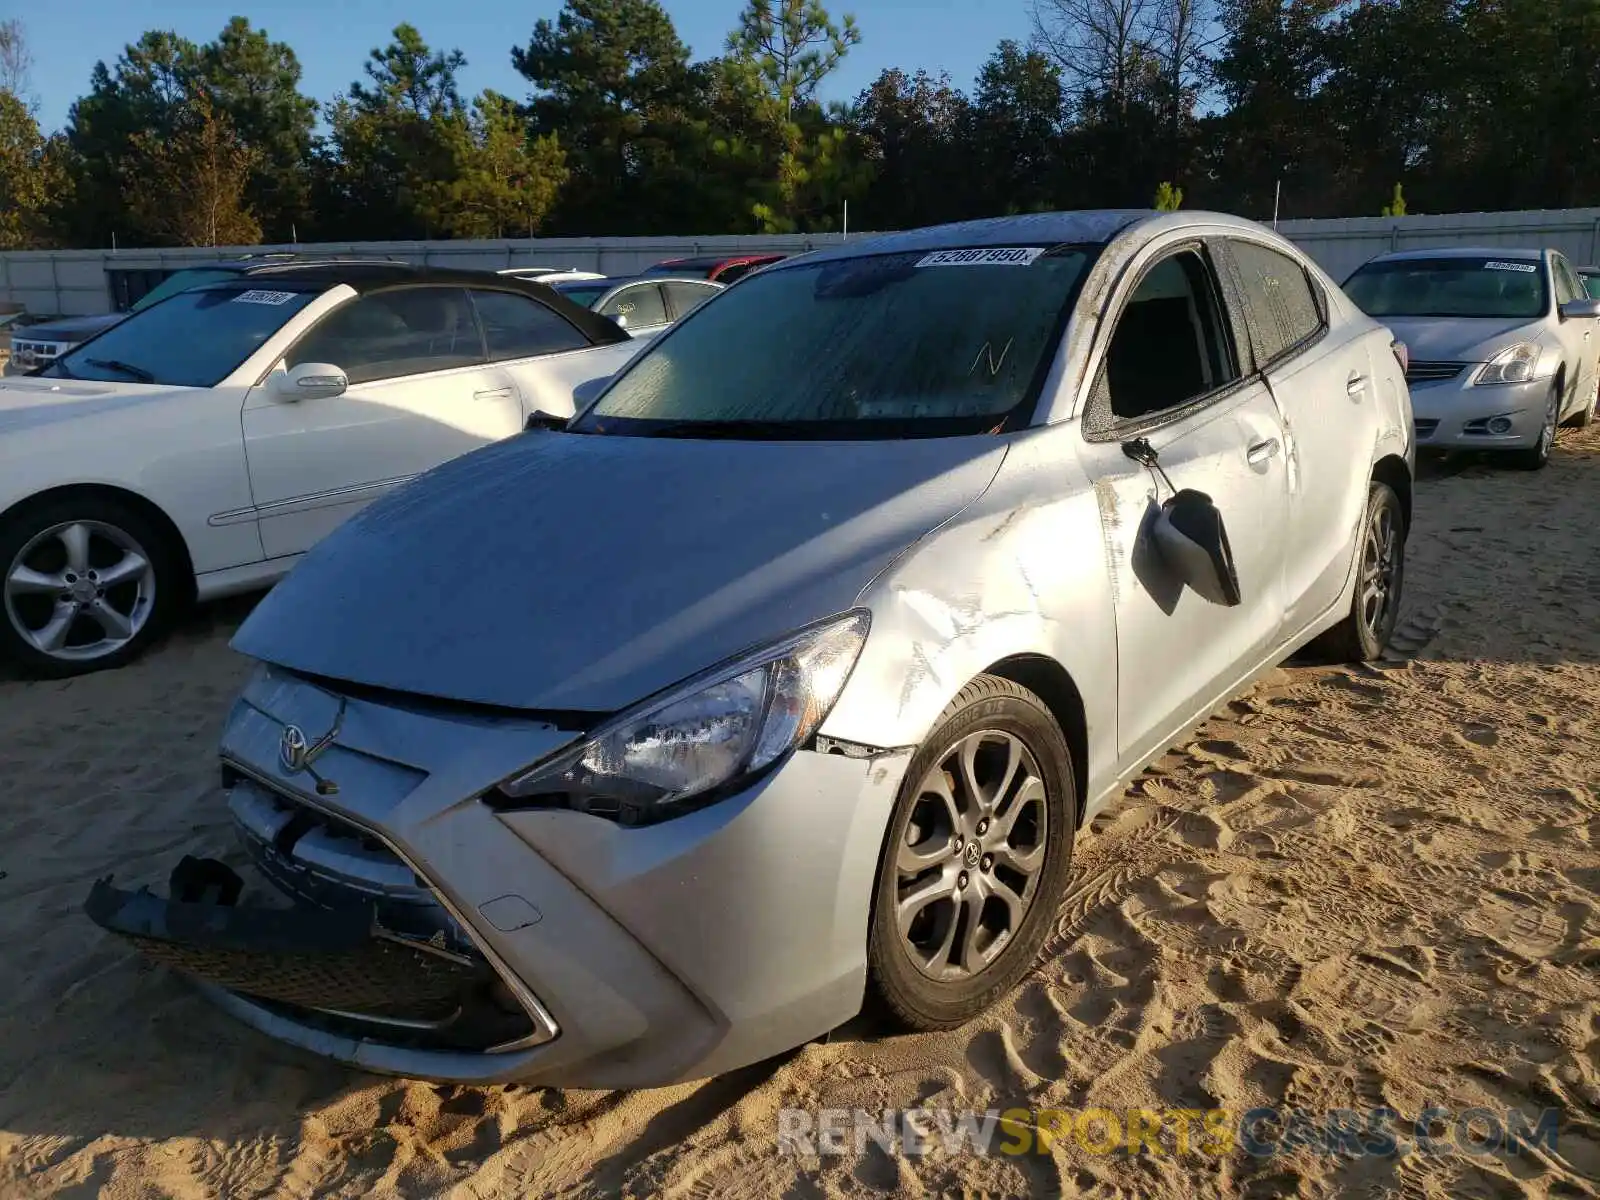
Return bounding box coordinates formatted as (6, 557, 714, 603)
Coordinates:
(279, 724, 309, 772)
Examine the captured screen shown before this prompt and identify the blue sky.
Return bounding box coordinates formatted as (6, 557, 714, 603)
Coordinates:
(20, 0, 1035, 133)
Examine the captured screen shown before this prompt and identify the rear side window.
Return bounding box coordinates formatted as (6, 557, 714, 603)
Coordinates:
(288, 287, 483, 384)
(1227, 240, 1325, 367)
(470, 290, 590, 359)
(662, 281, 719, 318)
(600, 283, 668, 329)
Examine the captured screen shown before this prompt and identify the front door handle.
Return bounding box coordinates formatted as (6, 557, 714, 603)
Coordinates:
(473, 387, 514, 401)
(1346, 372, 1368, 396)
(1246, 437, 1281, 465)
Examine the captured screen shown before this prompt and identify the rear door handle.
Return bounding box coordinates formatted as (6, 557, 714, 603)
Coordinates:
(1246, 437, 1281, 465)
(473, 387, 514, 401)
(1346, 372, 1368, 396)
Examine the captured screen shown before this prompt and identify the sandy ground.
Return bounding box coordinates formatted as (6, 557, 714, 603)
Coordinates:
(2, 431, 1597, 1200)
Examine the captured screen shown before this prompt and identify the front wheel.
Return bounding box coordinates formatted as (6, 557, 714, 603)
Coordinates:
(866, 675, 1075, 1031)
(1504, 383, 1560, 470)
(1565, 373, 1597, 429)
(0, 495, 183, 677)
(1306, 480, 1406, 664)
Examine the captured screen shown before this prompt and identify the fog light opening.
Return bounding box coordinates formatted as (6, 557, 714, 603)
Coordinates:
(1487, 416, 1514, 435)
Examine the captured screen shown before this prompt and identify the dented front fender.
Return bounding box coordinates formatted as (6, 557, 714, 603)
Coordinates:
(819, 423, 1119, 803)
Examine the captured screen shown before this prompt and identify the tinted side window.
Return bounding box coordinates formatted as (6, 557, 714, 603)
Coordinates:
(1096, 250, 1239, 424)
(599, 283, 668, 329)
(715, 263, 753, 284)
(288, 287, 483, 384)
(1228, 240, 1325, 366)
(663, 281, 719, 319)
(470, 290, 590, 359)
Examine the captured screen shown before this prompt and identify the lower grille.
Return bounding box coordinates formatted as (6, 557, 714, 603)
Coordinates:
(202, 768, 550, 1050)
(1414, 418, 1440, 439)
(85, 878, 489, 1020)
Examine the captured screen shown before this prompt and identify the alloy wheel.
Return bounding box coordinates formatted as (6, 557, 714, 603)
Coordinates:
(1537, 391, 1559, 460)
(895, 730, 1050, 981)
(3, 520, 157, 662)
(1358, 502, 1399, 643)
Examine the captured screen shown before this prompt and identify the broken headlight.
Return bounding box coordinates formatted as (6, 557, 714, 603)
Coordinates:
(490, 611, 869, 824)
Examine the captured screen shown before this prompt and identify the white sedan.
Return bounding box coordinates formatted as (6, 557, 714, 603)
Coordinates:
(0, 262, 644, 676)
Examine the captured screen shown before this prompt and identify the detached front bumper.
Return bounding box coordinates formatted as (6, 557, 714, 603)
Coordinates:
(1409, 372, 1552, 449)
(84, 665, 910, 1087)
(84, 864, 534, 1041)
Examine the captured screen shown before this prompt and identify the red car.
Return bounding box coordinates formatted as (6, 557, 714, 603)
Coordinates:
(642, 253, 787, 284)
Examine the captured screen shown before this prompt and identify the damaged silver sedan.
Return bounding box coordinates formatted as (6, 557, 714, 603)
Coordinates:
(87, 210, 1415, 1087)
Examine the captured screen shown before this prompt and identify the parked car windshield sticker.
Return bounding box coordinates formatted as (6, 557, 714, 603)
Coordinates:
(1484, 261, 1538, 273)
(915, 247, 1047, 268)
(232, 289, 299, 305)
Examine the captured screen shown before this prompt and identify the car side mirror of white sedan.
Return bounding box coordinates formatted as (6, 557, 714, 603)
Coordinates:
(272, 362, 348, 402)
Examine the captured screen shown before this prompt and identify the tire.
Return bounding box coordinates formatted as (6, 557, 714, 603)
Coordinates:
(0, 493, 184, 678)
(1306, 480, 1406, 664)
(1565, 374, 1597, 428)
(1504, 381, 1560, 470)
(866, 675, 1075, 1031)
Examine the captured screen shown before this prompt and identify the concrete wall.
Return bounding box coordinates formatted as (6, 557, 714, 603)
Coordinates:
(0, 233, 864, 317)
(1275, 208, 1600, 281)
(7, 209, 1600, 316)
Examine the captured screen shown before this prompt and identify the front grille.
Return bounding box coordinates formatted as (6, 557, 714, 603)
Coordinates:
(1414, 418, 1440, 439)
(9, 341, 60, 369)
(1405, 360, 1466, 384)
(227, 772, 472, 953)
(216, 770, 547, 1049)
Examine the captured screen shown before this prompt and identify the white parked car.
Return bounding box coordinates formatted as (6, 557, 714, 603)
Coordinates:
(552, 275, 724, 342)
(0, 262, 643, 676)
(497, 267, 606, 284)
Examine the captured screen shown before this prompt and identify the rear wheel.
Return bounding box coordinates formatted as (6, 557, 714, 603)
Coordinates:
(0, 494, 184, 677)
(1306, 481, 1406, 664)
(867, 675, 1075, 1031)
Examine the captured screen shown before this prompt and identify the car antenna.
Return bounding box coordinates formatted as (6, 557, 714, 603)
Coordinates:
(1122, 436, 1177, 493)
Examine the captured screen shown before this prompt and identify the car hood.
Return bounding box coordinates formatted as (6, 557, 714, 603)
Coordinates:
(0, 376, 181, 437)
(1379, 316, 1545, 363)
(232, 431, 1008, 712)
(12, 313, 124, 343)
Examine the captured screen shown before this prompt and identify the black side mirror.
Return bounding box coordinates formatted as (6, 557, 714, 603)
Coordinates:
(525, 409, 569, 432)
(1150, 488, 1243, 607)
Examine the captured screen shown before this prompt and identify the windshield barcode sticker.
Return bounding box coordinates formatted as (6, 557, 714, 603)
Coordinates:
(915, 247, 1047, 268)
(1484, 261, 1537, 273)
(233, 289, 298, 305)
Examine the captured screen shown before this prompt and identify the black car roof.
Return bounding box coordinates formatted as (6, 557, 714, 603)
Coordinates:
(198, 261, 632, 346)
